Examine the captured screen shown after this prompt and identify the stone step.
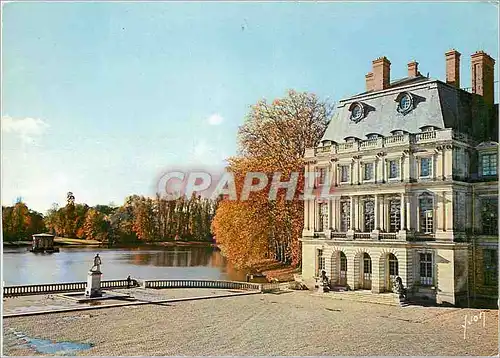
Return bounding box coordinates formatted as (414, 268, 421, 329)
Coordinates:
(315, 290, 402, 306)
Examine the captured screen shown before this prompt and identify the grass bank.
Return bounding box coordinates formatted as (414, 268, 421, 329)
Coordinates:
(247, 259, 300, 282)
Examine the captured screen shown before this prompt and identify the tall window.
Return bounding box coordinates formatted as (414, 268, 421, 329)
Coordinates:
(340, 201, 350, 232)
(419, 193, 434, 233)
(420, 157, 432, 177)
(388, 160, 399, 179)
(317, 249, 325, 276)
(484, 249, 498, 286)
(389, 199, 401, 233)
(481, 153, 497, 176)
(481, 198, 498, 235)
(363, 199, 375, 232)
(318, 167, 327, 185)
(319, 203, 329, 232)
(364, 163, 374, 181)
(419, 252, 433, 286)
(340, 165, 350, 183)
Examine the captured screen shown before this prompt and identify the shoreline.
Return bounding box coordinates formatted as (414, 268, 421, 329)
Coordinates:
(3, 238, 218, 249)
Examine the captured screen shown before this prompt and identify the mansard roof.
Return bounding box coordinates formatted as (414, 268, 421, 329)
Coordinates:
(321, 75, 496, 144)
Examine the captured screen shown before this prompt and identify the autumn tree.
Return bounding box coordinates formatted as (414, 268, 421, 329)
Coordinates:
(212, 90, 333, 268)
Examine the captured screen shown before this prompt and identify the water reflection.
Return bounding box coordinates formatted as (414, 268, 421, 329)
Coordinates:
(121, 247, 214, 267)
(3, 245, 247, 285)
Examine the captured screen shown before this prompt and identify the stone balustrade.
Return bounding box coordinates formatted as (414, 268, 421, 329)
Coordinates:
(310, 129, 471, 157)
(3, 279, 264, 298)
(143, 279, 261, 291)
(3, 279, 140, 298)
(322, 231, 406, 241)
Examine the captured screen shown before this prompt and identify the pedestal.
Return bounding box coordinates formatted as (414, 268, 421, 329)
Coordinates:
(85, 270, 102, 298)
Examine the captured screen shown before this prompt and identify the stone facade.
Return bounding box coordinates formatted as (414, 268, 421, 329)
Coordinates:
(300, 50, 498, 307)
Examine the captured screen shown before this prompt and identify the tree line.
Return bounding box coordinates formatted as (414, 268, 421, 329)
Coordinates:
(2, 192, 219, 244)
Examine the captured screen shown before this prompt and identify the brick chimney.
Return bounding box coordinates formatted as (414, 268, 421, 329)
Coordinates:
(372, 57, 391, 91)
(471, 50, 495, 105)
(445, 49, 461, 88)
(408, 61, 419, 77)
(365, 72, 374, 91)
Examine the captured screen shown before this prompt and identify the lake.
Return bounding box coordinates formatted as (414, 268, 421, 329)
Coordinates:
(2, 245, 248, 285)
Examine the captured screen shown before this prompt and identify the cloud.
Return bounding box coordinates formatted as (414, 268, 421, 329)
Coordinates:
(1, 115, 50, 143)
(206, 113, 224, 126)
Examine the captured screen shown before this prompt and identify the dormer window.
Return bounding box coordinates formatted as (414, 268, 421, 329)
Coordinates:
(395, 92, 414, 114)
(345, 136, 360, 143)
(366, 133, 381, 140)
(420, 126, 438, 132)
(390, 129, 407, 136)
(348, 102, 365, 123)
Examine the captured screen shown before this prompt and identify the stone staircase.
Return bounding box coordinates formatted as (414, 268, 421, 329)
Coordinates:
(315, 289, 402, 306)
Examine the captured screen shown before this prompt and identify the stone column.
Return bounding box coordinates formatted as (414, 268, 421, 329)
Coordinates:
(332, 159, 338, 187)
(406, 193, 411, 231)
(404, 151, 410, 182)
(350, 196, 355, 230)
(346, 255, 355, 290)
(304, 199, 310, 230)
(400, 193, 406, 230)
(374, 194, 379, 230)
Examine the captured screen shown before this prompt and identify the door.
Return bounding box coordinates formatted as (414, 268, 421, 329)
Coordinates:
(339, 252, 347, 286)
(387, 254, 398, 291)
(362, 253, 372, 289)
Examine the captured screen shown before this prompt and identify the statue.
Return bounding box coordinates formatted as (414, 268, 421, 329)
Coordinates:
(392, 276, 407, 301)
(317, 270, 330, 293)
(90, 254, 102, 272)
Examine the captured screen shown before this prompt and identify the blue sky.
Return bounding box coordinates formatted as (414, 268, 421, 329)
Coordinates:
(2, 1, 498, 213)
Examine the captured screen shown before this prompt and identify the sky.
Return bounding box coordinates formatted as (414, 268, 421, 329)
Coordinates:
(2, 1, 499, 213)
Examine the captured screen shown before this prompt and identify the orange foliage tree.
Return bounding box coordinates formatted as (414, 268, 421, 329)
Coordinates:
(212, 90, 333, 268)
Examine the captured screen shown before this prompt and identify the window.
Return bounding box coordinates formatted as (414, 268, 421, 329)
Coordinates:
(317, 249, 325, 276)
(317, 167, 327, 185)
(363, 253, 372, 274)
(350, 103, 364, 122)
(319, 203, 329, 232)
(399, 94, 412, 112)
(367, 134, 379, 140)
(388, 160, 399, 179)
(421, 126, 435, 132)
(481, 153, 497, 176)
(340, 165, 350, 183)
(481, 198, 498, 235)
(364, 163, 374, 181)
(363, 199, 375, 232)
(420, 157, 432, 177)
(340, 201, 350, 232)
(419, 194, 434, 233)
(419, 252, 433, 286)
(484, 249, 498, 286)
(389, 199, 401, 233)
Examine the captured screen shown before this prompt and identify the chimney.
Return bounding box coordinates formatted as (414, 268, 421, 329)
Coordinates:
(445, 49, 461, 88)
(471, 50, 495, 105)
(372, 57, 391, 91)
(408, 61, 419, 77)
(365, 72, 374, 91)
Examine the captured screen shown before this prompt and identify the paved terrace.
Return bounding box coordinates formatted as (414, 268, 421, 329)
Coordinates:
(3, 290, 498, 356)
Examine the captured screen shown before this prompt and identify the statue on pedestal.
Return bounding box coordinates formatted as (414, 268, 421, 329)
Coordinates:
(86, 254, 103, 298)
(90, 254, 102, 273)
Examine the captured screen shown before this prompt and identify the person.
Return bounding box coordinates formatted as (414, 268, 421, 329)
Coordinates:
(127, 275, 132, 288)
